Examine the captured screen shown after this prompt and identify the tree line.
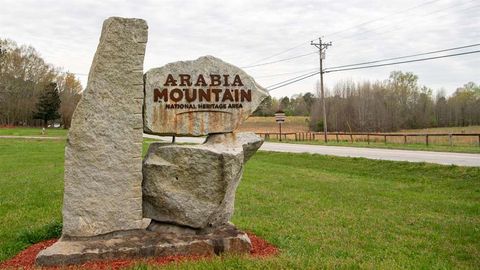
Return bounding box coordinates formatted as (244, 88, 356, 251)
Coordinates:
(255, 71, 480, 132)
(0, 38, 82, 128)
(1, 38, 478, 132)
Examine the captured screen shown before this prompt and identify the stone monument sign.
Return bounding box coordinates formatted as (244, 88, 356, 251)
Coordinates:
(36, 16, 270, 266)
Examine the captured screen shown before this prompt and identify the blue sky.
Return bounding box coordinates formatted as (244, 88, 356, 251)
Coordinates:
(0, 0, 478, 98)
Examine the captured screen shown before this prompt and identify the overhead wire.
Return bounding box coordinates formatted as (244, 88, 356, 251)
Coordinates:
(324, 50, 480, 73)
(331, 0, 479, 43)
(254, 68, 318, 78)
(244, 42, 308, 66)
(243, 0, 451, 70)
(241, 51, 317, 68)
(267, 71, 320, 91)
(324, 43, 480, 71)
(267, 49, 480, 91)
(323, 0, 442, 39)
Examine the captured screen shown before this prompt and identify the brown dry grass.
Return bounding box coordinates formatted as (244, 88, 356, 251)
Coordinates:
(267, 132, 480, 146)
(240, 118, 480, 146)
(238, 116, 309, 133)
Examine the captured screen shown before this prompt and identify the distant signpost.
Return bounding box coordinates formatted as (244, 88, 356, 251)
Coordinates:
(275, 111, 286, 141)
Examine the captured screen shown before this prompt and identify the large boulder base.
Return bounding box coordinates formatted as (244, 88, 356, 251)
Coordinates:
(61, 16, 148, 237)
(142, 132, 263, 228)
(35, 223, 251, 267)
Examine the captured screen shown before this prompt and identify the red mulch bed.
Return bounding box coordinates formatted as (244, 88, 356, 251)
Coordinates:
(0, 233, 278, 269)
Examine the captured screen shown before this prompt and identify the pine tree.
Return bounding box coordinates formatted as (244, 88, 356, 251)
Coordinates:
(34, 82, 61, 127)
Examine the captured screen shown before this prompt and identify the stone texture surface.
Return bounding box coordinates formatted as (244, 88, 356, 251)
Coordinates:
(144, 56, 269, 136)
(62, 17, 148, 237)
(36, 223, 251, 267)
(142, 132, 263, 228)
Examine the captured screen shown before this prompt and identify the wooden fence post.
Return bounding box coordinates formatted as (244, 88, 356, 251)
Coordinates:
(403, 135, 407, 144)
(449, 134, 453, 146)
(350, 134, 354, 143)
(426, 134, 429, 146)
(367, 134, 370, 145)
(384, 135, 387, 144)
(336, 133, 339, 143)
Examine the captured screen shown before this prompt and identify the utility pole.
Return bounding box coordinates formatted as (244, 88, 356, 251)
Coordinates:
(311, 37, 332, 143)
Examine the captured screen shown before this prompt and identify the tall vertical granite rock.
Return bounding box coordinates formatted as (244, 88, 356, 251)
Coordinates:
(62, 17, 148, 237)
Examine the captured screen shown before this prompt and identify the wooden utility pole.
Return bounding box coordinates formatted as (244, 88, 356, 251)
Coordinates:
(311, 37, 332, 143)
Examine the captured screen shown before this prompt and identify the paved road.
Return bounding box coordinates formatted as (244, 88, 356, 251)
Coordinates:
(3, 135, 478, 167)
(144, 134, 480, 167)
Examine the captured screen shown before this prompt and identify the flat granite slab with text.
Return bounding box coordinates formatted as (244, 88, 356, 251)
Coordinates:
(143, 56, 269, 136)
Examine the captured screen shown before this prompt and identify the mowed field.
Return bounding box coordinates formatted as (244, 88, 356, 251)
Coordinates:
(0, 138, 479, 269)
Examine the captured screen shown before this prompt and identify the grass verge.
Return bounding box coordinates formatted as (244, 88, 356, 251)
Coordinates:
(0, 138, 479, 268)
(0, 127, 67, 137)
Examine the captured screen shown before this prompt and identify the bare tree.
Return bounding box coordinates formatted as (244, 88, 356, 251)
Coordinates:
(0, 38, 83, 127)
(56, 72, 82, 128)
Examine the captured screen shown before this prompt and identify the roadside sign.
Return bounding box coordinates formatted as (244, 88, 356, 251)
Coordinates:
(275, 112, 286, 123)
(275, 111, 286, 141)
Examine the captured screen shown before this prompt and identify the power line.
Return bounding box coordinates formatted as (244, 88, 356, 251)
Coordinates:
(324, 0, 442, 39)
(267, 71, 319, 92)
(243, 0, 443, 68)
(331, 0, 478, 43)
(267, 49, 480, 91)
(244, 42, 307, 66)
(325, 50, 480, 73)
(266, 70, 319, 89)
(324, 43, 480, 71)
(242, 51, 317, 68)
(255, 68, 318, 78)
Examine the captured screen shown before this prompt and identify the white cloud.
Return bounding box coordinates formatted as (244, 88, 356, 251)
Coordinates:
(0, 0, 478, 97)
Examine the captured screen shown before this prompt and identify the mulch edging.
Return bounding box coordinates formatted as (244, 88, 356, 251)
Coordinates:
(0, 232, 278, 269)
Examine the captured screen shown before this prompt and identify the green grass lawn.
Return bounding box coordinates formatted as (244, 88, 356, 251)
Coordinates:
(0, 127, 67, 137)
(0, 138, 479, 269)
(3, 127, 480, 154)
(266, 139, 480, 154)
